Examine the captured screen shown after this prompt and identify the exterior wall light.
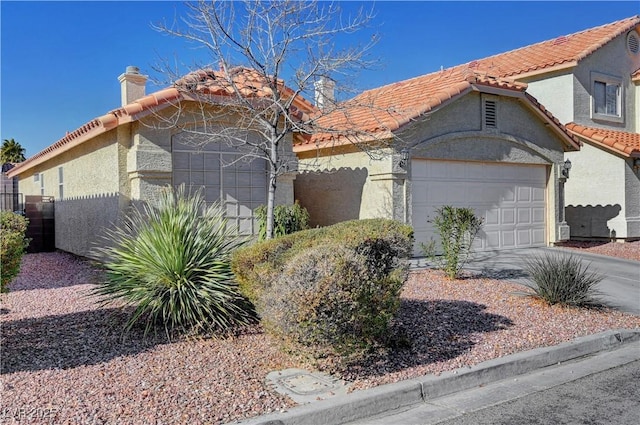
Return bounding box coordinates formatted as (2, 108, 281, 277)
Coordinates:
(633, 157, 640, 169)
(399, 148, 410, 168)
(561, 159, 572, 178)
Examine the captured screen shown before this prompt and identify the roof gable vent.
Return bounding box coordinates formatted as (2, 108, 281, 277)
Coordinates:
(627, 31, 639, 55)
(483, 98, 497, 129)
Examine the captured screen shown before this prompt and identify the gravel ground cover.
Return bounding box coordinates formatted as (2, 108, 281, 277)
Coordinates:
(2, 251, 639, 425)
(555, 240, 640, 262)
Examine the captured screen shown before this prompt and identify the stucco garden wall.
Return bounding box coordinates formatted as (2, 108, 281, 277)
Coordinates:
(565, 143, 627, 238)
(624, 159, 640, 239)
(296, 147, 400, 227)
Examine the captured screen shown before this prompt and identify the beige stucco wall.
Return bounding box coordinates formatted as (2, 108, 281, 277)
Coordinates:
(17, 129, 126, 257)
(565, 143, 627, 238)
(296, 146, 402, 226)
(523, 73, 575, 124)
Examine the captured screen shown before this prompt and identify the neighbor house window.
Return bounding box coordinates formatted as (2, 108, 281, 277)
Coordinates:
(40, 173, 45, 196)
(58, 167, 64, 199)
(592, 72, 622, 122)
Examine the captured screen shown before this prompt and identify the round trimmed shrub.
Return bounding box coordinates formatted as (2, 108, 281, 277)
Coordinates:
(262, 244, 406, 358)
(232, 219, 413, 359)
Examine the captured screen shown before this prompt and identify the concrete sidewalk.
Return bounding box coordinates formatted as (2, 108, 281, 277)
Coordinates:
(227, 329, 640, 425)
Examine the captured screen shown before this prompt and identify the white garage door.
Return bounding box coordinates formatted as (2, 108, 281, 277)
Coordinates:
(172, 139, 267, 236)
(412, 159, 547, 254)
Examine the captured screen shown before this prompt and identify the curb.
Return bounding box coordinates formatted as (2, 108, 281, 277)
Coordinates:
(228, 329, 640, 425)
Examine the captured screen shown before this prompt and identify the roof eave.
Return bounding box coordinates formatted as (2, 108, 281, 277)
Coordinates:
(509, 61, 578, 81)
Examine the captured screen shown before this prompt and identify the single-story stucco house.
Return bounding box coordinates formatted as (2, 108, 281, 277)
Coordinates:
(294, 69, 581, 255)
(7, 66, 315, 257)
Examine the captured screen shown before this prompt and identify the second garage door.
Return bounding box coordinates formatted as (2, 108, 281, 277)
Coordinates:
(411, 159, 547, 254)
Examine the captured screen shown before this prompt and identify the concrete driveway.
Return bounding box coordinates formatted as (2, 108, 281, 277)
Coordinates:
(412, 247, 640, 315)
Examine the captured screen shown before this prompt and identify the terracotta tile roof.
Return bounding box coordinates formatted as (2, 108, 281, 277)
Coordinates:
(565, 123, 640, 157)
(175, 66, 317, 119)
(470, 15, 640, 79)
(633, 68, 640, 82)
(295, 16, 640, 150)
(297, 67, 578, 150)
(7, 88, 182, 177)
(8, 67, 316, 177)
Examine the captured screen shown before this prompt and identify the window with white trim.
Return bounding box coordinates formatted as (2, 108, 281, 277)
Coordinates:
(40, 173, 45, 196)
(591, 72, 622, 122)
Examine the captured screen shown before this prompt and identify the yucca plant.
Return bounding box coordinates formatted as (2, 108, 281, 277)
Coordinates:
(92, 185, 256, 337)
(520, 252, 604, 307)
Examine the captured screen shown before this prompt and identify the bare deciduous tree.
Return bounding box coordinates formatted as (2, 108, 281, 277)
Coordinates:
(152, 0, 396, 239)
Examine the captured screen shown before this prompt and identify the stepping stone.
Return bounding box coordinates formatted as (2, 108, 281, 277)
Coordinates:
(266, 368, 351, 404)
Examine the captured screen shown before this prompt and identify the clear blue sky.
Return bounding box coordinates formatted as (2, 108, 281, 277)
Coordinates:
(2, 1, 639, 158)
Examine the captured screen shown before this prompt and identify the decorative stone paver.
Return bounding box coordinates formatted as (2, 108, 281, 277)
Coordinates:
(266, 368, 351, 404)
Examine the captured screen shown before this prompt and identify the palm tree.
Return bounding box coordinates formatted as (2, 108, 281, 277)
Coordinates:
(1, 139, 26, 163)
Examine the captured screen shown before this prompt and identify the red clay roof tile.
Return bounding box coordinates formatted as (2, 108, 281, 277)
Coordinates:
(565, 123, 640, 157)
(8, 68, 315, 177)
(474, 15, 639, 79)
(295, 16, 638, 149)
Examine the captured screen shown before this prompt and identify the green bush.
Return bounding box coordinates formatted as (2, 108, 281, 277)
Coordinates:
(232, 219, 413, 359)
(92, 185, 256, 337)
(421, 205, 483, 279)
(521, 252, 604, 307)
(1, 211, 29, 292)
(255, 201, 310, 240)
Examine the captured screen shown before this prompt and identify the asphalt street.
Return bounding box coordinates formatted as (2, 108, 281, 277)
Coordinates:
(345, 341, 640, 425)
(433, 359, 640, 425)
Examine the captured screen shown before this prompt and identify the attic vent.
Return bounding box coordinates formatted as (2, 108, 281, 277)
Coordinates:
(484, 99, 497, 128)
(627, 31, 639, 55)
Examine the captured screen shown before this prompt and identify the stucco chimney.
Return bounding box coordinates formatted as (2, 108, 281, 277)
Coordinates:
(118, 66, 148, 106)
(314, 76, 335, 111)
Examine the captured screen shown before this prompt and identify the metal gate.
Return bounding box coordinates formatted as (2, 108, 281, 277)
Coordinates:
(24, 196, 55, 253)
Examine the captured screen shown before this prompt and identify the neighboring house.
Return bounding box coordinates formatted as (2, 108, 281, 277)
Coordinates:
(294, 70, 580, 255)
(294, 15, 640, 252)
(6, 66, 314, 257)
(456, 15, 640, 241)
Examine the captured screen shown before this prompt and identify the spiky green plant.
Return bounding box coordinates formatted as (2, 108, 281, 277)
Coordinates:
(520, 252, 604, 307)
(92, 185, 256, 336)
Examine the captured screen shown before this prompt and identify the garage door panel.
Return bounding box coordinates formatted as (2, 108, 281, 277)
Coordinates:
(502, 231, 516, 248)
(502, 209, 516, 225)
(532, 187, 545, 201)
(532, 228, 545, 245)
(517, 230, 531, 246)
(412, 159, 547, 253)
(517, 187, 531, 201)
(533, 207, 545, 223)
(517, 208, 531, 224)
